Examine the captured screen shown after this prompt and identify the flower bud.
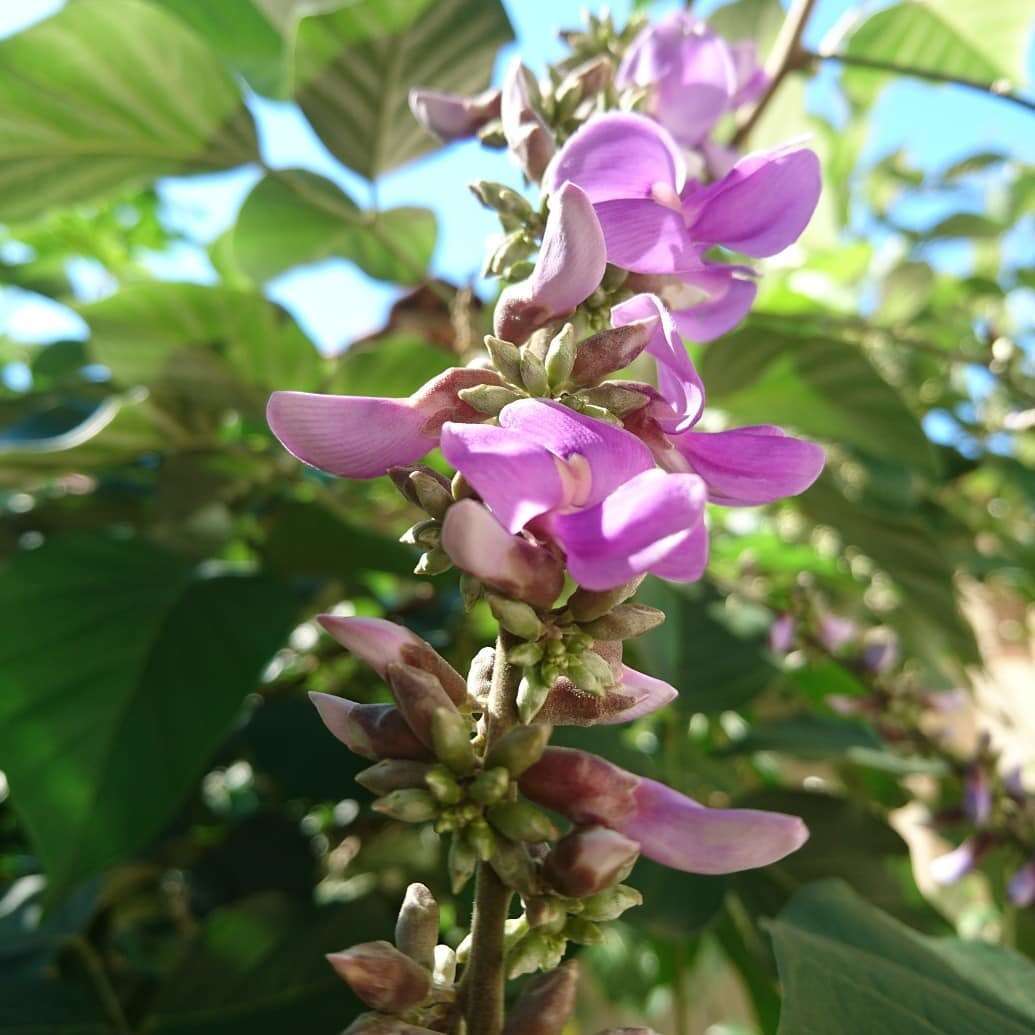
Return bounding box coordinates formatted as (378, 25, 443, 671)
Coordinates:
(544, 323, 577, 389)
(486, 593, 544, 640)
(409, 86, 501, 142)
(564, 916, 603, 945)
(469, 181, 535, 224)
(507, 930, 566, 979)
(578, 649, 618, 688)
(386, 663, 463, 749)
(431, 707, 477, 775)
(465, 817, 497, 861)
(441, 501, 565, 608)
(509, 641, 544, 667)
(373, 789, 439, 824)
(577, 382, 651, 418)
(468, 646, 495, 706)
(484, 334, 524, 384)
(468, 766, 511, 805)
(396, 883, 439, 970)
(485, 724, 552, 776)
(519, 345, 550, 397)
(580, 603, 665, 640)
(486, 230, 537, 278)
(458, 383, 524, 416)
(449, 834, 478, 893)
(580, 883, 643, 922)
(414, 546, 452, 576)
(407, 468, 454, 520)
(488, 801, 560, 843)
(400, 518, 441, 549)
(569, 318, 657, 387)
(309, 694, 430, 762)
(425, 764, 463, 805)
(433, 944, 457, 986)
(567, 578, 645, 621)
(560, 55, 612, 99)
(517, 669, 551, 724)
(501, 60, 555, 181)
(345, 1014, 442, 1035)
(544, 826, 640, 898)
(524, 895, 568, 931)
(326, 941, 431, 1013)
(389, 464, 452, 510)
(490, 839, 538, 895)
(356, 760, 434, 796)
(565, 659, 603, 696)
(460, 573, 483, 612)
(502, 960, 579, 1035)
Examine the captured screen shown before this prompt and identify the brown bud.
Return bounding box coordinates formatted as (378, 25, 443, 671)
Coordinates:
(356, 760, 433, 796)
(309, 694, 430, 762)
(581, 603, 665, 641)
(326, 941, 431, 1013)
(344, 1014, 442, 1034)
(544, 826, 640, 897)
(567, 577, 645, 621)
(502, 960, 580, 1035)
(467, 646, 495, 707)
(485, 723, 552, 776)
(388, 463, 452, 509)
(569, 319, 657, 387)
(386, 663, 462, 749)
(395, 883, 439, 970)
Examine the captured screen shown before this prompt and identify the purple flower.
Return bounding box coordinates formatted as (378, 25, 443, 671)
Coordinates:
(817, 613, 858, 652)
(769, 613, 797, 654)
(520, 747, 808, 874)
(1008, 858, 1035, 908)
(544, 112, 821, 273)
(501, 59, 555, 181)
(617, 12, 754, 148)
(614, 295, 825, 504)
(494, 181, 606, 344)
(408, 86, 501, 142)
(267, 367, 500, 479)
(309, 693, 430, 762)
(441, 399, 708, 591)
(930, 835, 991, 886)
(440, 500, 565, 608)
(963, 765, 993, 827)
(539, 662, 677, 726)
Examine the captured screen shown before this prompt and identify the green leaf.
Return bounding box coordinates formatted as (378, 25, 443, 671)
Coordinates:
(835, 1, 1033, 107)
(233, 169, 437, 284)
(290, 0, 513, 179)
(80, 283, 323, 397)
(0, 535, 299, 891)
(771, 881, 1035, 1034)
(720, 713, 884, 760)
(699, 315, 937, 473)
(0, 0, 257, 222)
(637, 579, 779, 713)
(708, 0, 785, 59)
(329, 333, 454, 397)
(151, 0, 286, 97)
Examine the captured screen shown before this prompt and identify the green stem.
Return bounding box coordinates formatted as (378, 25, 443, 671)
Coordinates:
(461, 633, 520, 1035)
(67, 936, 131, 1035)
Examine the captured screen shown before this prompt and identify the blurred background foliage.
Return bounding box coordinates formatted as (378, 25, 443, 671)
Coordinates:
(0, 0, 1033, 1032)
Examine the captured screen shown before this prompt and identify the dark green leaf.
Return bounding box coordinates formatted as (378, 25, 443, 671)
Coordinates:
(329, 334, 454, 397)
(720, 713, 884, 760)
(772, 881, 1035, 1034)
(0, 535, 298, 891)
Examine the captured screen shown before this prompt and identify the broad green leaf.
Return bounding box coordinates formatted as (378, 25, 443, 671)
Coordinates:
(233, 170, 437, 284)
(290, 0, 513, 179)
(720, 713, 884, 760)
(920, 212, 1006, 240)
(708, 0, 784, 57)
(0, 535, 298, 891)
(834, 1, 1033, 107)
(0, 0, 258, 222)
(699, 314, 937, 473)
(80, 283, 323, 397)
(329, 333, 454, 397)
(772, 881, 1035, 1034)
(637, 579, 779, 713)
(151, 0, 286, 97)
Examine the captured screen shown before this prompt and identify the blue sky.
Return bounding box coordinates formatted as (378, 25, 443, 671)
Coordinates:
(1, 0, 1033, 355)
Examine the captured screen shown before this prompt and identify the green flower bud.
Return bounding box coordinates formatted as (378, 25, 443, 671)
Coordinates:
(408, 469, 454, 520)
(476, 120, 507, 149)
(465, 817, 497, 861)
(388, 464, 451, 509)
(355, 760, 433, 796)
(519, 347, 550, 397)
(430, 707, 476, 776)
(486, 231, 535, 279)
(544, 323, 576, 390)
(577, 382, 650, 418)
(581, 602, 665, 640)
(373, 789, 439, 823)
(468, 766, 511, 805)
(508, 640, 544, 667)
(483, 334, 524, 384)
(580, 883, 643, 922)
(564, 917, 603, 945)
(488, 801, 560, 843)
(565, 659, 603, 696)
(400, 518, 441, 549)
(459, 573, 483, 612)
(425, 764, 463, 805)
(567, 578, 643, 621)
(395, 883, 439, 969)
(517, 670, 551, 724)
(504, 259, 536, 282)
(469, 181, 534, 222)
(486, 594, 544, 640)
(580, 649, 618, 687)
(601, 263, 628, 291)
(415, 547, 452, 576)
(449, 835, 478, 894)
(524, 895, 568, 931)
(485, 723, 552, 776)
(451, 470, 475, 500)
(458, 384, 523, 416)
(507, 931, 566, 978)
(490, 840, 538, 896)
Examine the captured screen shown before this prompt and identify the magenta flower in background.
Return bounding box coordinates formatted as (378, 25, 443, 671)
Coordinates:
(520, 747, 809, 874)
(1008, 859, 1035, 907)
(544, 112, 821, 274)
(441, 399, 708, 590)
(494, 180, 607, 344)
(266, 366, 500, 479)
(408, 86, 501, 142)
(616, 12, 766, 148)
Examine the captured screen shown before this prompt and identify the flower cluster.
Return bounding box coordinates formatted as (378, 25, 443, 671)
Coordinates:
(267, 9, 826, 1032)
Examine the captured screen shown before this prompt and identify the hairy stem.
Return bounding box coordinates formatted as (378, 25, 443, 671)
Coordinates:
(462, 632, 521, 1035)
(730, 0, 817, 148)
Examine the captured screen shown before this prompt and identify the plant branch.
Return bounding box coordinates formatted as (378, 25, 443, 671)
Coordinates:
(67, 936, 131, 1035)
(730, 0, 818, 148)
(803, 50, 1035, 115)
(461, 632, 520, 1035)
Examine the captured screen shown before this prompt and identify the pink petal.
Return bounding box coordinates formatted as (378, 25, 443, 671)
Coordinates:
(501, 59, 555, 181)
(494, 182, 606, 343)
(539, 662, 677, 727)
(408, 87, 501, 142)
(593, 197, 700, 274)
(499, 399, 655, 507)
(611, 293, 704, 432)
(440, 500, 565, 608)
(545, 468, 706, 590)
(669, 267, 758, 342)
(672, 425, 825, 504)
(686, 146, 822, 258)
(645, 519, 709, 583)
(308, 693, 430, 762)
(544, 112, 686, 202)
(610, 665, 679, 722)
(317, 616, 420, 679)
(440, 418, 565, 533)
